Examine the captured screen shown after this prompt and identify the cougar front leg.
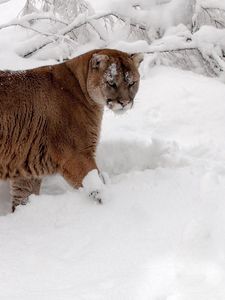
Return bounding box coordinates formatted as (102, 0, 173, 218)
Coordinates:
(60, 154, 105, 203)
(10, 178, 42, 212)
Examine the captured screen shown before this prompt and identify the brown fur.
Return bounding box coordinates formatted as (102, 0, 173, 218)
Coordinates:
(0, 49, 142, 211)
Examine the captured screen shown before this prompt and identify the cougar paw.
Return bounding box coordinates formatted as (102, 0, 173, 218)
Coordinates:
(82, 169, 106, 204)
(12, 197, 29, 212)
(89, 190, 103, 204)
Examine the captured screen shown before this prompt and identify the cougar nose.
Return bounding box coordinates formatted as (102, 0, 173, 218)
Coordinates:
(118, 100, 130, 108)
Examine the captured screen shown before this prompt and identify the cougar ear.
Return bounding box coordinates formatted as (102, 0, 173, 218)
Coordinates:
(91, 54, 109, 69)
(130, 53, 144, 68)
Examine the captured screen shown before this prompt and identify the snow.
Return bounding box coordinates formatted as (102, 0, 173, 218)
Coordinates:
(194, 25, 225, 50)
(1, 1, 225, 300)
(0, 0, 25, 24)
(105, 62, 118, 83)
(1, 64, 225, 299)
(82, 169, 105, 203)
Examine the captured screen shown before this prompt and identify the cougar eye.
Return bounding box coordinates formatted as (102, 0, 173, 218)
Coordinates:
(107, 82, 117, 89)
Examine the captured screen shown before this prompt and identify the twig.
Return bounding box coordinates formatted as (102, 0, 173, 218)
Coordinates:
(145, 42, 197, 54)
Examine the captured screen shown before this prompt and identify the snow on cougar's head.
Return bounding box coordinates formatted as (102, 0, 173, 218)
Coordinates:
(87, 49, 143, 114)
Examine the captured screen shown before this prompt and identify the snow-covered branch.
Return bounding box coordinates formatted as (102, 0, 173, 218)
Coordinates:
(0, 13, 68, 31)
(2, 11, 148, 57)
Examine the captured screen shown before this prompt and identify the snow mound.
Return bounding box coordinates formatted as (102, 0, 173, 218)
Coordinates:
(97, 138, 188, 175)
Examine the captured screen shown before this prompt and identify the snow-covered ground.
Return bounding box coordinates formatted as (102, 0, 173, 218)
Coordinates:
(1, 2, 225, 300)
